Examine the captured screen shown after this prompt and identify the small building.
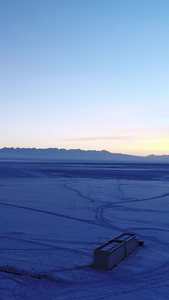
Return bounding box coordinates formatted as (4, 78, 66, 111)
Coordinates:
(94, 240, 126, 270)
(114, 233, 139, 257)
(94, 233, 140, 270)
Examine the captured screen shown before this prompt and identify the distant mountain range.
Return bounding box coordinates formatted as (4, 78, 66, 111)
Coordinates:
(0, 147, 169, 163)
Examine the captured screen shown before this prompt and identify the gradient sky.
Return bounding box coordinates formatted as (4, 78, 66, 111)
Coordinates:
(1, 0, 169, 156)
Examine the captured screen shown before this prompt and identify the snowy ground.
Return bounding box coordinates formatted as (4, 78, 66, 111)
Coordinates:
(0, 162, 169, 299)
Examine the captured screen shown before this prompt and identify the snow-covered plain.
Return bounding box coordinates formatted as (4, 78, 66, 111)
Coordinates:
(0, 162, 169, 299)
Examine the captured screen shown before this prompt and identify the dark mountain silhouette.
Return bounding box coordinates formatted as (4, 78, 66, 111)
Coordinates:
(0, 147, 169, 163)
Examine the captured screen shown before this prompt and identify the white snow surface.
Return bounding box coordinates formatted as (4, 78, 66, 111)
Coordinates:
(0, 162, 169, 299)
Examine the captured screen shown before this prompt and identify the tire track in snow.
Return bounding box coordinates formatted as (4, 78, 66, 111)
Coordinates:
(29, 269, 169, 300)
(0, 202, 104, 229)
(95, 203, 123, 231)
(63, 180, 124, 231)
(94, 191, 169, 230)
(0, 269, 58, 300)
(63, 181, 95, 202)
(117, 179, 169, 205)
(121, 192, 169, 204)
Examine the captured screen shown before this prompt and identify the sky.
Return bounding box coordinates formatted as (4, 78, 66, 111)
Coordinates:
(0, 0, 169, 156)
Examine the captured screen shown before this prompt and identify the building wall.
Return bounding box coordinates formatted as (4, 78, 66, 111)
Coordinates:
(108, 244, 125, 270)
(94, 243, 125, 270)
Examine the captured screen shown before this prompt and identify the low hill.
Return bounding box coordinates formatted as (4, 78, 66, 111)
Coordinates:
(0, 147, 169, 163)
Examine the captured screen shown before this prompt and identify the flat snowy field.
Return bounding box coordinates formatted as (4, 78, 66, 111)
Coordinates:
(0, 162, 169, 299)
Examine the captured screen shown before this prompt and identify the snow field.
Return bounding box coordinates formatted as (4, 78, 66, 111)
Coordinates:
(0, 163, 169, 299)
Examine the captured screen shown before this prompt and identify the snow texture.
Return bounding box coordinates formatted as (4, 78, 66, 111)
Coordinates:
(0, 162, 169, 299)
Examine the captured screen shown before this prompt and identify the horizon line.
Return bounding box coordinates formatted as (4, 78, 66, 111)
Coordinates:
(0, 146, 168, 158)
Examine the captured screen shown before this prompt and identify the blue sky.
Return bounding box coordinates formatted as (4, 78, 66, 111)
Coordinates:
(0, 0, 169, 155)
